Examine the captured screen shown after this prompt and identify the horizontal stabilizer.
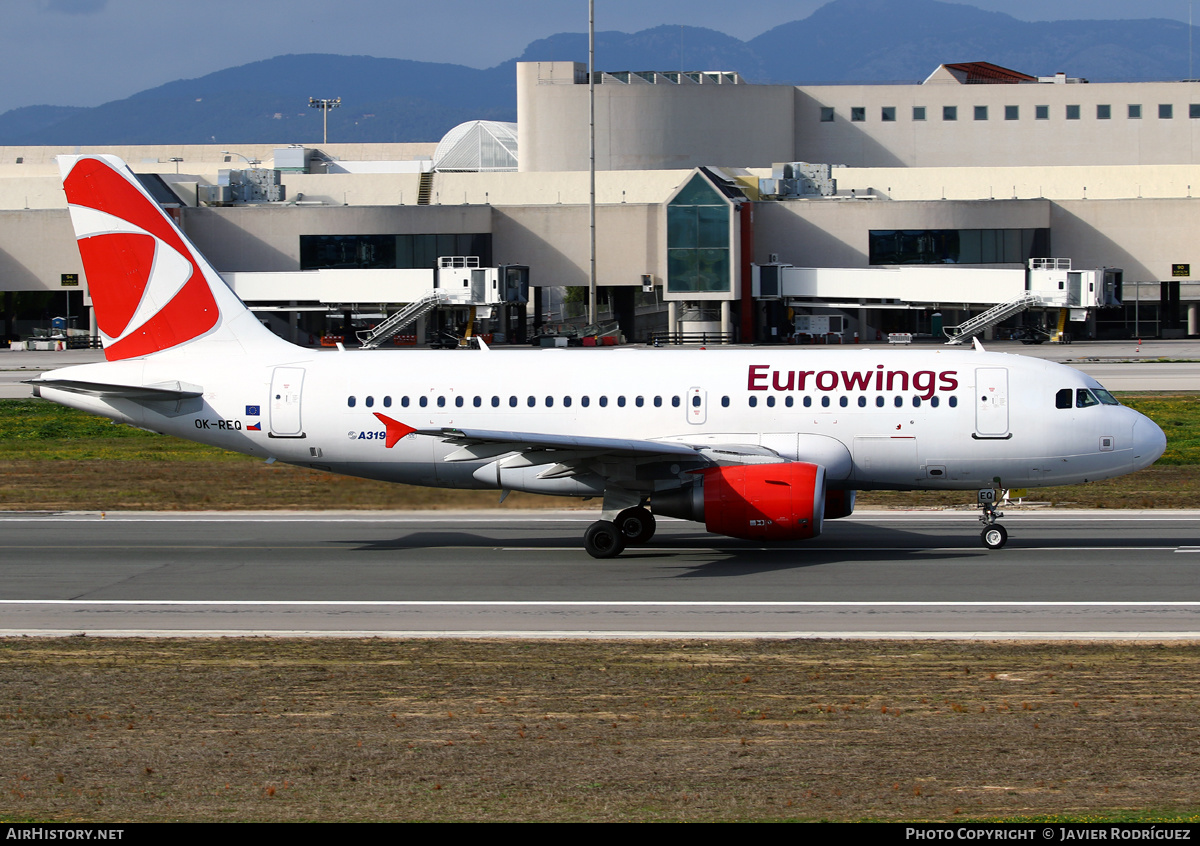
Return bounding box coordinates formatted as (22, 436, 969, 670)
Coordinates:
(28, 378, 203, 402)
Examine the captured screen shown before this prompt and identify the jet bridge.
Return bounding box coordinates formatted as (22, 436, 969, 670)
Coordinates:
(752, 258, 1121, 342)
(221, 258, 530, 345)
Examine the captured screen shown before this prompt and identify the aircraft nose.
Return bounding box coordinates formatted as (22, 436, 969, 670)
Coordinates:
(1132, 413, 1167, 468)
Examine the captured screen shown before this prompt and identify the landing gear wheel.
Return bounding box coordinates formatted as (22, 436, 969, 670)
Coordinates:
(584, 520, 626, 559)
(614, 507, 656, 544)
(981, 524, 1008, 550)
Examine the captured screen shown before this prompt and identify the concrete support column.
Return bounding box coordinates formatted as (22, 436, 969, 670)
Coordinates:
(1189, 303, 1198, 337)
(720, 300, 731, 341)
(667, 301, 677, 338)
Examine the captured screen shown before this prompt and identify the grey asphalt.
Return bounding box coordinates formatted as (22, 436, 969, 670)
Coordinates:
(2, 510, 1199, 637)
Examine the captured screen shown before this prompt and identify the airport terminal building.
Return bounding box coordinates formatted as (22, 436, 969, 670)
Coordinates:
(2, 60, 1200, 344)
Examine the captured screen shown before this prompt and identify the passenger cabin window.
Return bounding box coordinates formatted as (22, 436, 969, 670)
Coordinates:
(365, 396, 374, 408)
(347, 396, 356, 407)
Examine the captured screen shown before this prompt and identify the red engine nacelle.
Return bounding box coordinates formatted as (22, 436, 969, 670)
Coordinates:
(655, 462, 827, 541)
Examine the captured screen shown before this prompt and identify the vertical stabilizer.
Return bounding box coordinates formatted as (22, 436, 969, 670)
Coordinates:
(58, 154, 288, 360)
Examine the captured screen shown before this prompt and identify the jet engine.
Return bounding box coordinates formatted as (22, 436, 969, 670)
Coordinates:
(823, 488, 856, 520)
(653, 462, 826, 541)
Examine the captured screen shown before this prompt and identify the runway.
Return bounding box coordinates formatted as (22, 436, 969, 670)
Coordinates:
(3, 509, 1200, 638)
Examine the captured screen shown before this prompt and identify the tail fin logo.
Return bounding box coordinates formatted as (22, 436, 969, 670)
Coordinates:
(63, 157, 219, 361)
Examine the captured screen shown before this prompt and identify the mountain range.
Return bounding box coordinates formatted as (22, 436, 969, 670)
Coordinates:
(3, 0, 1197, 146)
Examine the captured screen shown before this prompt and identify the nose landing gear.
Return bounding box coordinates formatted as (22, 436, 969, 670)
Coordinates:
(978, 488, 1007, 549)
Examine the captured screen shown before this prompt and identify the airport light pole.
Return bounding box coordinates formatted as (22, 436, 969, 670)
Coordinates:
(588, 0, 596, 326)
(221, 150, 261, 167)
(309, 97, 341, 145)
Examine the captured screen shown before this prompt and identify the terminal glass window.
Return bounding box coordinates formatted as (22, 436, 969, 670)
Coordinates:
(820, 107, 834, 122)
(912, 106, 926, 121)
(851, 107, 866, 122)
(869, 228, 1051, 265)
(1066, 105, 1081, 120)
(974, 106, 988, 120)
(1035, 105, 1049, 120)
(1160, 104, 1174, 119)
(1191, 104, 1200, 119)
(667, 174, 732, 294)
(1005, 105, 1019, 120)
(943, 106, 957, 121)
(300, 233, 492, 270)
(1097, 104, 1111, 119)
(1129, 104, 1142, 119)
(881, 106, 896, 122)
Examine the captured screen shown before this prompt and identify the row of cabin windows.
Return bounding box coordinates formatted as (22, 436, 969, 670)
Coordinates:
(828, 104, 1190, 122)
(349, 394, 685, 409)
(347, 394, 959, 410)
(1056, 388, 1119, 409)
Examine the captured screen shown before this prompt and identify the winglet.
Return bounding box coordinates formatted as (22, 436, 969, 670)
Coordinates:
(373, 412, 417, 448)
(972, 336, 986, 352)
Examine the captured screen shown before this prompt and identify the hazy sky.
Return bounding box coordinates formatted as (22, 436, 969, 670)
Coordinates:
(4, 0, 1198, 115)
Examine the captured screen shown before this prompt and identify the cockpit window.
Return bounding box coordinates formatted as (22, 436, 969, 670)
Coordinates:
(1056, 388, 1072, 409)
(1093, 388, 1120, 406)
(1076, 388, 1099, 408)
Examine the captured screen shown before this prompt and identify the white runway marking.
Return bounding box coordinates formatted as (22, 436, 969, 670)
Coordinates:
(4, 600, 1200, 607)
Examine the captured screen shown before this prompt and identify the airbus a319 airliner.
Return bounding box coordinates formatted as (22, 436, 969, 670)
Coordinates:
(33, 155, 1167, 557)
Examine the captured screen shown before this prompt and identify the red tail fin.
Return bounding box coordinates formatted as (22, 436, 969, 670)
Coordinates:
(59, 155, 281, 360)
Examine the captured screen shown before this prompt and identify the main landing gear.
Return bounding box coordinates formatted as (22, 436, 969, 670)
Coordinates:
(584, 506, 656, 559)
(977, 488, 1007, 549)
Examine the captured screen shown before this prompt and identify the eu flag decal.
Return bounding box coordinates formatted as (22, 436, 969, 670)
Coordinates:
(245, 405, 261, 416)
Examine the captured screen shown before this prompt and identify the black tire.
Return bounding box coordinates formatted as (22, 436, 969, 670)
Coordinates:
(981, 524, 1008, 550)
(584, 520, 625, 559)
(615, 507, 656, 544)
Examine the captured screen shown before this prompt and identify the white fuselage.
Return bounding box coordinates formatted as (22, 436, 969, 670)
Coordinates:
(39, 345, 1165, 497)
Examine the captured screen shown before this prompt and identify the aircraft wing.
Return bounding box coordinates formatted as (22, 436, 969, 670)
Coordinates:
(373, 412, 706, 463)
